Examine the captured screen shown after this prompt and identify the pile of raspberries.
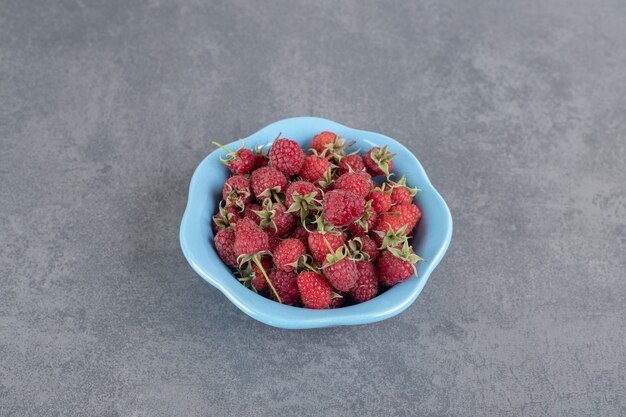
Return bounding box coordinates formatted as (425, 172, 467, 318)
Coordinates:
(212, 131, 423, 309)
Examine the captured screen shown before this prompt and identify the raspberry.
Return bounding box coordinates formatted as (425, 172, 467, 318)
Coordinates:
(214, 142, 255, 175)
(363, 146, 395, 178)
(269, 138, 305, 176)
(311, 131, 337, 154)
(250, 167, 288, 199)
(269, 269, 300, 305)
(348, 235, 379, 262)
(338, 153, 365, 175)
(367, 189, 392, 213)
(273, 238, 306, 272)
(269, 235, 281, 251)
(222, 175, 252, 210)
(350, 261, 378, 302)
(250, 257, 272, 292)
(297, 272, 332, 309)
(388, 176, 419, 206)
(373, 212, 409, 247)
(396, 203, 422, 232)
(299, 155, 331, 184)
(328, 295, 345, 308)
(334, 171, 373, 198)
(244, 203, 262, 225)
(233, 218, 270, 258)
(308, 231, 344, 265)
(291, 224, 309, 247)
(322, 190, 366, 227)
(285, 181, 321, 220)
(255, 201, 295, 237)
(377, 241, 423, 286)
(347, 204, 377, 236)
(214, 228, 238, 268)
(359, 235, 379, 261)
(212, 203, 240, 232)
(252, 145, 269, 169)
(322, 246, 358, 292)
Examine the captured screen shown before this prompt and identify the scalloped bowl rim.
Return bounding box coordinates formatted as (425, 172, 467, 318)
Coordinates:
(180, 117, 452, 329)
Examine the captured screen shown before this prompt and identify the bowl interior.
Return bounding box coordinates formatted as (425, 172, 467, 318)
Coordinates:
(180, 117, 452, 328)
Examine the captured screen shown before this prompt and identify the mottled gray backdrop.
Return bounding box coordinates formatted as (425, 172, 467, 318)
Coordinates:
(1, 0, 625, 416)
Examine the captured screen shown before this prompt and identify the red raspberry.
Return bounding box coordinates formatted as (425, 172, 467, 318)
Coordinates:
(252, 145, 269, 169)
(269, 138, 305, 176)
(334, 171, 373, 198)
(297, 272, 332, 309)
(269, 269, 300, 305)
(214, 228, 238, 268)
(322, 190, 366, 227)
(363, 146, 395, 177)
(311, 131, 337, 153)
(299, 155, 330, 184)
(359, 235, 379, 261)
(244, 203, 262, 225)
(373, 212, 408, 241)
(291, 224, 309, 247)
(367, 189, 392, 213)
(250, 167, 288, 199)
(222, 175, 252, 210)
(255, 201, 295, 237)
(350, 261, 378, 302)
(338, 154, 365, 175)
(214, 142, 256, 175)
(233, 218, 270, 258)
(396, 203, 422, 232)
(308, 231, 344, 264)
(377, 242, 422, 286)
(269, 235, 281, 251)
(273, 238, 306, 272)
(388, 176, 418, 206)
(322, 247, 358, 292)
(285, 181, 321, 219)
(347, 205, 377, 236)
(329, 295, 345, 308)
(250, 257, 272, 292)
(212, 203, 240, 233)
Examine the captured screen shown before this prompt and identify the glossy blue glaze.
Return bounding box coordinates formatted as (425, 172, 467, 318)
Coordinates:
(180, 117, 452, 329)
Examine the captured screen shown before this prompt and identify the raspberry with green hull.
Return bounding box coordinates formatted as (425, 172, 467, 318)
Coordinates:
(377, 241, 423, 286)
(273, 238, 307, 272)
(244, 203, 262, 225)
(322, 245, 358, 292)
(222, 175, 252, 210)
(338, 153, 365, 175)
(285, 181, 321, 221)
(250, 167, 288, 200)
(388, 176, 419, 206)
(350, 261, 378, 302)
(308, 231, 345, 265)
(254, 200, 295, 237)
(213, 142, 255, 175)
(297, 272, 332, 309)
(367, 188, 392, 213)
(269, 138, 305, 176)
(363, 145, 395, 178)
(311, 131, 338, 154)
(212, 203, 240, 233)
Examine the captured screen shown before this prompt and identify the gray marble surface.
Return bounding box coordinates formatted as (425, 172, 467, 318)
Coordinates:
(1, 1, 625, 416)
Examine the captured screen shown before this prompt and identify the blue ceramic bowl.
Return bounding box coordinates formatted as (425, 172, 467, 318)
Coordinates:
(180, 117, 452, 329)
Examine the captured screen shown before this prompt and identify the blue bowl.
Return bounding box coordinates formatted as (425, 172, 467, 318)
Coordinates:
(180, 117, 452, 329)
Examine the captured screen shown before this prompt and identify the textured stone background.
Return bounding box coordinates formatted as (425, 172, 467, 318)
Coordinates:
(1, 0, 625, 416)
